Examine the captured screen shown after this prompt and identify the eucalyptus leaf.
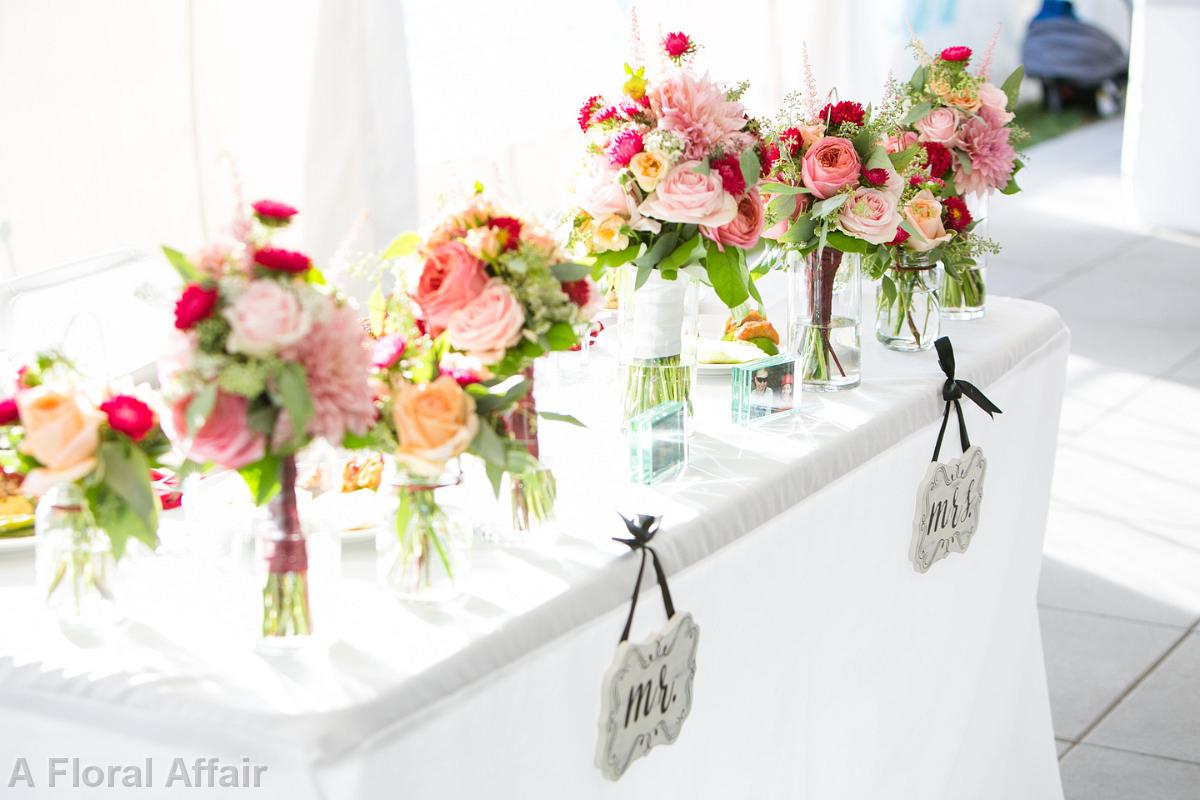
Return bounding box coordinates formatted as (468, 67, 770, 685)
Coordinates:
(766, 193, 797, 224)
(1000, 65, 1024, 111)
(538, 410, 586, 427)
(550, 262, 591, 281)
(889, 143, 921, 173)
(902, 102, 932, 126)
(738, 148, 761, 189)
(780, 215, 816, 244)
(469, 421, 507, 468)
(759, 181, 808, 195)
(909, 65, 926, 92)
(810, 193, 849, 219)
(690, 160, 710, 176)
(96, 441, 158, 558)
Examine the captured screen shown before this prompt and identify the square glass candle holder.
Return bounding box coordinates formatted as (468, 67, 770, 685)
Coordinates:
(731, 354, 800, 424)
(628, 400, 688, 485)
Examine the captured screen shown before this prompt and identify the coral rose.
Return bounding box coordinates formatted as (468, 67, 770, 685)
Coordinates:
(392, 376, 480, 476)
(413, 242, 489, 335)
(169, 391, 265, 469)
(446, 280, 526, 365)
(837, 187, 901, 245)
(16, 386, 102, 496)
(638, 161, 737, 227)
(903, 189, 954, 252)
(915, 107, 962, 146)
(702, 188, 764, 251)
(801, 137, 861, 200)
(224, 279, 313, 357)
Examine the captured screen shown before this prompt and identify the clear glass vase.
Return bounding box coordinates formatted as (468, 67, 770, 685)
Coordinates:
(34, 483, 118, 622)
(495, 366, 556, 540)
(616, 265, 699, 427)
(378, 463, 472, 603)
(876, 252, 942, 352)
(941, 194, 988, 320)
(787, 248, 862, 390)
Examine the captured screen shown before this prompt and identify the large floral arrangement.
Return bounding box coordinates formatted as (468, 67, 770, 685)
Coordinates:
(567, 30, 766, 309)
(159, 199, 375, 637)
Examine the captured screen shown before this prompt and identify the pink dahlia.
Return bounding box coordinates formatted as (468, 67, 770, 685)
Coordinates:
(607, 129, 645, 168)
(281, 302, 376, 443)
(954, 119, 1016, 196)
(648, 71, 746, 160)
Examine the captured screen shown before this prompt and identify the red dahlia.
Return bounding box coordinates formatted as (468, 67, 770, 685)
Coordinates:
(942, 196, 973, 232)
(921, 141, 952, 177)
(561, 279, 592, 308)
(251, 199, 298, 225)
(0, 398, 17, 426)
(818, 100, 866, 127)
(863, 168, 890, 186)
(710, 153, 745, 196)
(940, 46, 972, 63)
(779, 127, 804, 157)
(488, 216, 523, 250)
(909, 174, 946, 190)
(760, 141, 781, 177)
(173, 283, 218, 330)
(607, 128, 645, 168)
(254, 247, 311, 274)
(662, 32, 694, 59)
(577, 95, 602, 131)
(100, 395, 156, 441)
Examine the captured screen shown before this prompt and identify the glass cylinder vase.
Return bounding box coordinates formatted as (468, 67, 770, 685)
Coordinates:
(876, 252, 942, 352)
(495, 366, 556, 540)
(941, 194, 988, 320)
(616, 265, 699, 427)
(378, 463, 472, 603)
(34, 482, 118, 623)
(787, 248, 862, 390)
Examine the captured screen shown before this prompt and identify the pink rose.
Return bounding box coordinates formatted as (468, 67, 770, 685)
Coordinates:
(884, 131, 919, 155)
(170, 391, 265, 469)
(413, 242, 489, 335)
(978, 83, 1015, 128)
(224, 279, 312, 358)
(446, 280, 526, 365)
(914, 107, 962, 146)
(576, 173, 632, 219)
(801, 137, 861, 200)
(903, 189, 954, 252)
(638, 161, 737, 227)
(761, 190, 810, 240)
(836, 187, 901, 245)
(702, 188, 764, 251)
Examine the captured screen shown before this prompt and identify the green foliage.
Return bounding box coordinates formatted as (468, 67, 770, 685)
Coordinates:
(1000, 66, 1024, 111)
(658, 233, 705, 273)
(738, 148, 761, 190)
(747, 336, 778, 356)
(382, 231, 422, 260)
(544, 321, 577, 351)
(591, 242, 643, 270)
(902, 102, 932, 126)
(809, 193, 849, 219)
(889, 143, 921, 173)
(550, 262, 591, 282)
(162, 246, 199, 283)
(184, 383, 218, 439)
(238, 455, 282, 506)
(825, 229, 871, 255)
(537, 411, 585, 427)
(704, 239, 750, 309)
(87, 441, 159, 559)
(272, 362, 313, 450)
(194, 316, 230, 354)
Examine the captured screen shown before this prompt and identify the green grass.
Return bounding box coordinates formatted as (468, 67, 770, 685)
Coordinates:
(1014, 102, 1101, 149)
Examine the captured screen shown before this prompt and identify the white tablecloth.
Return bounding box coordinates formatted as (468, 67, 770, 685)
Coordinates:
(0, 294, 1068, 799)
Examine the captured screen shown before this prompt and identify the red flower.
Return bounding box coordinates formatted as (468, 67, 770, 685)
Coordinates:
(370, 334, 407, 369)
(253, 247, 311, 273)
(0, 398, 17, 426)
(173, 283, 218, 330)
(779, 127, 804, 157)
(607, 129, 645, 168)
(760, 141, 780, 176)
(890, 226, 910, 245)
(577, 95, 602, 131)
(818, 100, 866, 127)
(100, 395, 156, 441)
(909, 174, 946, 190)
(16, 366, 35, 388)
(488, 216, 522, 250)
(150, 469, 182, 510)
(942, 195, 973, 232)
(862, 168, 890, 186)
(940, 46, 972, 63)
(662, 32, 693, 59)
(561, 279, 592, 308)
(710, 153, 745, 196)
(439, 365, 484, 387)
(593, 105, 621, 126)
(921, 141, 952, 177)
(251, 199, 298, 225)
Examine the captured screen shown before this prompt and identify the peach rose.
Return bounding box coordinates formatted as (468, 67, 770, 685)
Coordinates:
(884, 131, 919, 155)
(915, 107, 962, 145)
(801, 137, 861, 200)
(943, 89, 982, 113)
(446, 279, 526, 365)
(799, 123, 826, 149)
(903, 189, 954, 252)
(592, 214, 630, 253)
(413, 242, 489, 335)
(836, 187, 900, 245)
(629, 151, 668, 192)
(16, 386, 102, 496)
(224, 279, 313, 358)
(703, 188, 764, 250)
(638, 161, 738, 227)
(978, 83, 1014, 128)
(392, 376, 480, 475)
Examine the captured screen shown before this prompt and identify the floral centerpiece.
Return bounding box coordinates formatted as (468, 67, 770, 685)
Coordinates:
(566, 31, 769, 421)
(899, 37, 1024, 318)
(0, 354, 168, 615)
(159, 199, 375, 639)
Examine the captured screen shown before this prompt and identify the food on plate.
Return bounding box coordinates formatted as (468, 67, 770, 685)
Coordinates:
(698, 338, 766, 365)
(0, 468, 34, 535)
(342, 453, 384, 493)
(723, 310, 780, 355)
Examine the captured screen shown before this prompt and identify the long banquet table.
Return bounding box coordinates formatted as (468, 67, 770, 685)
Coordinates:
(0, 293, 1068, 799)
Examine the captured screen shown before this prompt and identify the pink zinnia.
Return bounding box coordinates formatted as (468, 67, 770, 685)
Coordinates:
(252, 199, 298, 224)
(648, 71, 747, 160)
(862, 168, 890, 186)
(954, 119, 1017, 195)
(941, 46, 972, 63)
(254, 247, 311, 273)
(662, 32, 694, 60)
(607, 129, 645, 168)
(280, 303, 376, 443)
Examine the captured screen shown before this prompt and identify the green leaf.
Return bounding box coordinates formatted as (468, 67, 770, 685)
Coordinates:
(469, 421, 506, 468)
(766, 193, 797, 224)
(95, 441, 158, 558)
(759, 181, 808, 195)
(634, 231, 679, 270)
(852, 127, 874, 159)
(881, 273, 897, 305)
(746, 336, 778, 356)
(866, 145, 893, 172)
(738, 148, 761, 190)
(382, 231, 422, 260)
(889, 143, 921, 172)
(809, 193, 849, 219)
(592, 242, 643, 269)
(658, 233, 705, 272)
(899, 219, 922, 239)
(909, 65, 926, 92)
(635, 264, 653, 289)
(185, 383, 218, 440)
(1000, 175, 1021, 195)
(273, 362, 313, 449)
(690, 160, 710, 176)
(484, 461, 505, 496)
(780, 215, 816, 244)
(238, 454, 282, 506)
(544, 321, 578, 351)
(955, 149, 973, 175)
(367, 287, 388, 337)
(162, 246, 199, 283)
(305, 267, 327, 286)
(538, 410, 586, 427)
(550, 262, 591, 281)
(902, 102, 932, 126)
(704, 240, 750, 309)
(1000, 65, 1024, 111)
(825, 229, 871, 255)
(472, 374, 530, 415)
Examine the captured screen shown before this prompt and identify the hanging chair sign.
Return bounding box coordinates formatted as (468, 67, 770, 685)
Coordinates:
(911, 338, 1001, 573)
(596, 514, 699, 781)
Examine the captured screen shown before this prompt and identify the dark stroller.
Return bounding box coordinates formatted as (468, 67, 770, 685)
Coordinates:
(1022, 0, 1129, 115)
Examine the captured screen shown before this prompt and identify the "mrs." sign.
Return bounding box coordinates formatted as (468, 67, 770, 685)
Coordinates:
(910, 446, 987, 573)
(595, 612, 699, 781)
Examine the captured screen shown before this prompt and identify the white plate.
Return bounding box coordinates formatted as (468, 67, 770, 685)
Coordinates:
(0, 532, 35, 554)
(697, 362, 738, 373)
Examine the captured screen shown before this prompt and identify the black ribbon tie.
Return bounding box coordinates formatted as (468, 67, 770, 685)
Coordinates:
(614, 513, 676, 644)
(932, 336, 1002, 462)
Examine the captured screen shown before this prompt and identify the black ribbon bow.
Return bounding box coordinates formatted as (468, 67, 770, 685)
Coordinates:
(932, 336, 1002, 462)
(614, 513, 676, 644)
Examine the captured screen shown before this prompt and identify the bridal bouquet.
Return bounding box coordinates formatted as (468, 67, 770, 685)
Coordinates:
(567, 31, 768, 420)
(159, 199, 375, 638)
(0, 354, 168, 612)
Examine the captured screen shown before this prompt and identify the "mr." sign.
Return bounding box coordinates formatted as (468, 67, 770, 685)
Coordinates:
(910, 446, 988, 573)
